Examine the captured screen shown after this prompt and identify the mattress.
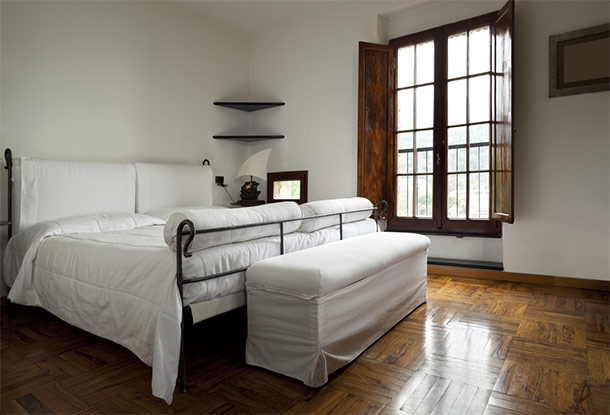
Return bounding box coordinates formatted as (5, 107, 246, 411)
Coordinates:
(4, 213, 376, 404)
(5, 219, 376, 304)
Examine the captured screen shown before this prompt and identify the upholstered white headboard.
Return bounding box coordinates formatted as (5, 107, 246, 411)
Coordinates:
(9, 156, 215, 235)
(135, 163, 213, 214)
(13, 157, 137, 234)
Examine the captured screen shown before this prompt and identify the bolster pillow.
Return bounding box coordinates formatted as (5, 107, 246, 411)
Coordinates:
(164, 202, 302, 252)
(298, 197, 374, 233)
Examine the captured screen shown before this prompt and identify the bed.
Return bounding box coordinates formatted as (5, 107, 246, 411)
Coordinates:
(2, 149, 385, 404)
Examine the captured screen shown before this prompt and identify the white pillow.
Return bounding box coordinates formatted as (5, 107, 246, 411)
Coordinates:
(164, 202, 302, 252)
(146, 206, 228, 221)
(299, 197, 373, 233)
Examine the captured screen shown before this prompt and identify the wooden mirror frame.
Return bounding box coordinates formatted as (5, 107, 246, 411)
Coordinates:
(267, 171, 308, 204)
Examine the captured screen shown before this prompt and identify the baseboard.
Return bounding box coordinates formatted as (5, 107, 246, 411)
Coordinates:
(428, 257, 503, 271)
(428, 265, 610, 292)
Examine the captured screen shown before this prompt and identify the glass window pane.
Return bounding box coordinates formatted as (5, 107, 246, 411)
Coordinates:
(397, 132, 413, 174)
(448, 148, 457, 173)
(398, 132, 414, 150)
(448, 127, 467, 173)
(469, 172, 490, 219)
(448, 79, 466, 126)
(397, 89, 414, 131)
(469, 123, 489, 144)
(469, 147, 480, 171)
(448, 31, 467, 79)
(397, 45, 415, 88)
(416, 130, 433, 149)
(416, 175, 433, 218)
(416, 41, 434, 85)
(469, 26, 490, 75)
(457, 148, 467, 172)
(447, 173, 467, 219)
(417, 150, 433, 173)
(448, 126, 466, 146)
(470, 145, 490, 171)
(479, 145, 489, 170)
(415, 85, 434, 129)
(416, 130, 433, 174)
(447, 174, 457, 218)
(397, 175, 414, 217)
(469, 75, 490, 123)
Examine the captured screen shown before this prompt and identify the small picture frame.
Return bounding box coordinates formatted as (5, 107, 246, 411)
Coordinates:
(549, 23, 609, 97)
(267, 171, 308, 204)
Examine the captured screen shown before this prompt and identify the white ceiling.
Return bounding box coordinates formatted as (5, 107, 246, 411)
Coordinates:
(174, 1, 342, 34)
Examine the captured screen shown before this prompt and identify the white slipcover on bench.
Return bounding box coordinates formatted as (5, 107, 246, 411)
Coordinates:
(245, 231, 430, 387)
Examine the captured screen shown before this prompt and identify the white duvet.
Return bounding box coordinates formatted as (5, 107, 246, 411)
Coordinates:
(6, 213, 183, 403)
(5, 211, 377, 404)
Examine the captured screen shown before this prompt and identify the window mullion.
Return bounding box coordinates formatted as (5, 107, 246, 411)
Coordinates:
(435, 31, 445, 229)
(465, 30, 471, 221)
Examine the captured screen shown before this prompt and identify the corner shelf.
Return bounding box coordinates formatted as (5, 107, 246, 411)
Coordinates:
(214, 102, 285, 112)
(213, 135, 284, 142)
(214, 100, 285, 141)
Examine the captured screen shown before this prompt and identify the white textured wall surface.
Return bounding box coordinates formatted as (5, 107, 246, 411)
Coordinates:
(0, 0, 252, 293)
(248, 2, 394, 201)
(502, 0, 609, 280)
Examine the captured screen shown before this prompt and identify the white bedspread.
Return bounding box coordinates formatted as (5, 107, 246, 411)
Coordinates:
(6, 213, 183, 403)
(5, 212, 377, 404)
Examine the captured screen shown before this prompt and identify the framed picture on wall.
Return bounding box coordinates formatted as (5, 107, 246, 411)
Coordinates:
(549, 23, 609, 97)
(267, 171, 308, 204)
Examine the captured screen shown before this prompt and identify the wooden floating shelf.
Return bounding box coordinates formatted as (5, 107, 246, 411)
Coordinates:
(213, 135, 285, 142)
(214, 102, 285, 112)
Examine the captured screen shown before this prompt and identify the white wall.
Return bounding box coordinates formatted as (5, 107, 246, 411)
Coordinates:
(503, 0, 609, 280)
(0, 0, 252, 293)
(249, 0, 609, 279)
(248, 2, 392, 201)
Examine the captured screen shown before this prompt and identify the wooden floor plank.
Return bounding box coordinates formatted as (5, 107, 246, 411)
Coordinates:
(1, 275, 607, 414)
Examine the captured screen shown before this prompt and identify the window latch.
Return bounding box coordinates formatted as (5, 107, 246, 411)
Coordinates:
(436, 153, 440, 166)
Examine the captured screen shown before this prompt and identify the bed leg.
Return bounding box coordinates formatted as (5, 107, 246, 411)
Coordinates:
(179, 321, 187, 393)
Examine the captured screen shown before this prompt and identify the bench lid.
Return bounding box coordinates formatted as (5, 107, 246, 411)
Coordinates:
(246, 232, 430, 299)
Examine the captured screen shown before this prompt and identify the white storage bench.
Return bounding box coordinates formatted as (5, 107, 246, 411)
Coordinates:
(245, 231, 430, 387)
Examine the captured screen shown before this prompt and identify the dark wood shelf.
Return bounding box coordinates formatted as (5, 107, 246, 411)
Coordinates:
(214, 102, 285, 112)
(213, 135, 284, 142)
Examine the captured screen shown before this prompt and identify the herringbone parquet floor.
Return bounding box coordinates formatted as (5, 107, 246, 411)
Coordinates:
(1, 275, 609, 414)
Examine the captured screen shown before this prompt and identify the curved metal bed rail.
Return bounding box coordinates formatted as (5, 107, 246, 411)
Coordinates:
(375, 200, 389, 220)
(174, 219, 194, 394)
(179, 206, 380, 257)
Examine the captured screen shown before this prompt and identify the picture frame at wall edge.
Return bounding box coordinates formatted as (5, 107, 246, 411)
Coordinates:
(549, 23, 610, 98)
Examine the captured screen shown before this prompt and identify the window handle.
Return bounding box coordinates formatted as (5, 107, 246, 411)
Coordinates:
(436, 153, 440, 166)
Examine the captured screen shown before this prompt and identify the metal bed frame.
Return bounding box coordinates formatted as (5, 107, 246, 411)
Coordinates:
(3, 147, 388, 395)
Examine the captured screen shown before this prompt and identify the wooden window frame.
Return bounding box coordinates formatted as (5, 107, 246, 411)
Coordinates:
(267, 170, 308, 205)
(386, 11, 503, 237)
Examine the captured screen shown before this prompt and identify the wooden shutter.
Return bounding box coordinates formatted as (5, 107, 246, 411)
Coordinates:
(357, 42, 394, 211)
(492, 0, 514, 223)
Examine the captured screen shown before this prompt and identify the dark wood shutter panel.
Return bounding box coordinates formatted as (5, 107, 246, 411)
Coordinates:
(492, 0, 514, 223)
(357, 42, 394, 211)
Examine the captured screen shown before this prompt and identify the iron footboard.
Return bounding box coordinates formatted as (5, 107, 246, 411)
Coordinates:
(175, 200, 388, 393)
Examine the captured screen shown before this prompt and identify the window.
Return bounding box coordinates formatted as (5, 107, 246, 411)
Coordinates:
(358, 0, 513, 236)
